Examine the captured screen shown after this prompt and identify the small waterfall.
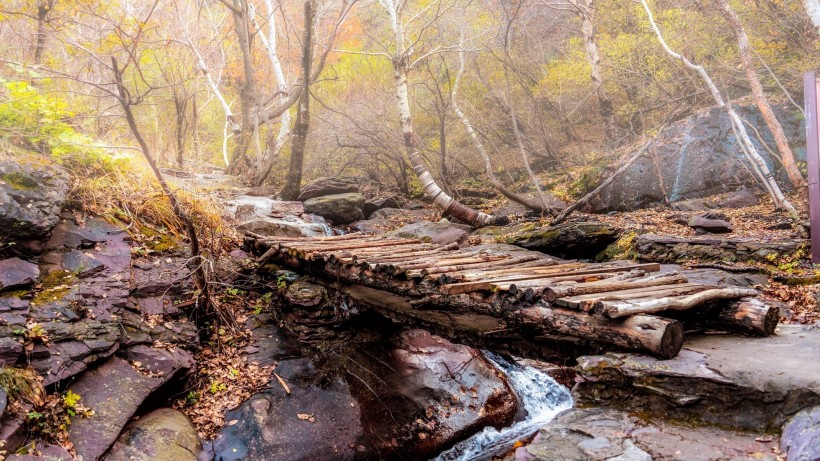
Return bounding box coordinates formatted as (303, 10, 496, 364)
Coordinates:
(432, 352, 573, 461)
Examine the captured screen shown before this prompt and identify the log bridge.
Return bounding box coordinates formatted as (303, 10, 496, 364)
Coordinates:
(244, 232, 780, 359)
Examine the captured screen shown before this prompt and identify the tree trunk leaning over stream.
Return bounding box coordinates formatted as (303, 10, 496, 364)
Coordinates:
(381, 0, 498, 228)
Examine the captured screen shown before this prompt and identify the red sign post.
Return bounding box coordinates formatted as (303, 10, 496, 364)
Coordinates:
(805, 72, 820, 264)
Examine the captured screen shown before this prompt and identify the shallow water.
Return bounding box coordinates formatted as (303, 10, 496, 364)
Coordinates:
(432, 352, 573, 461)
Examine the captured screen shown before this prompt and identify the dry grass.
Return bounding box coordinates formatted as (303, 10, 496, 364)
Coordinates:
(0, 367, 46, 406)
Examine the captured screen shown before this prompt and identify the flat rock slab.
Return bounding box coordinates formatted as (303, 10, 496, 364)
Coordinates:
(633, 234, 806, 264)
(574, 324, 820, 431)
(68, 347, 193, 461)
(780, 405, 820, 461)
(0, 258, 39, 290)
(513, 407, 779, 461)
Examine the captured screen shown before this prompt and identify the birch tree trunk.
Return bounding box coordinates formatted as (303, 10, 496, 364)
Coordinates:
(379, 0, 497, 227)
(640, 0, 796, 214)
(34, 1, 55, 65)
(250, 0, 293, 186)
(572, 0, 616, 143)
(714, 0, 806, 189)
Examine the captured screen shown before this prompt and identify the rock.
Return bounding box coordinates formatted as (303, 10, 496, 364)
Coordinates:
(363, 196, 400, 219)
(30, 320, 122, 386)
(210, 357, 366, 461)
(672, 188, 760, 212)
(5, 443, 72, 460)
(130, 257, 192, 297)
(0, 158, 69, 241)
(587, 103, 802, 212)
(303, 193, 365, 225)
(227, 195, 331, 237)
(0, 388, 7, 418)
(389, 330, 517, 457)
(296, 177, 359, 202)
(105, 408, 201, 461)
(500, 221, 619, 259)
(633, 234, 805, 265)
(386, 221, 472, 245)
(515, 407, 778, 461)
(0, 258, 39, 290)
(68, 348, 193, 461)
(573, 324, 820, 431)
(236, 216, 331, 238)
(687, 215, 733, 234)
(352, 209, 438, 235)
(665, 265, 768, 288)
(781, 406, 820, 461)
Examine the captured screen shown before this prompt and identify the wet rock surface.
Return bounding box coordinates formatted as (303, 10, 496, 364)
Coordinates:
(513, 407, 779, 461)
(105, 408, 202, 461)
(386, 221, 472, 245)
(228, 195, 332, 238)
(303, 192, 365, 225)
(573, 324, 820, 431)
(209, 327, 517, 461)
(0, 158, 69, 242)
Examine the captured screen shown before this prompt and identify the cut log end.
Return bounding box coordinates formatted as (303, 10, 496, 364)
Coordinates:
(717, 297, 780, 337)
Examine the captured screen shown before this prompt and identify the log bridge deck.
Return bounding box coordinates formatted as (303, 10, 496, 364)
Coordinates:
(245, 232, 780, 359)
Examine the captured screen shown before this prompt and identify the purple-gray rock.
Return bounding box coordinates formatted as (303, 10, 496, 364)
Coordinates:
(0, 158, 69, 241)
(68, 348, 193, 461)
(780, 405, 820, 461)
(0, 258, 39, 290)
(688, 215, 734, 234)
(363, 196, 401, 219)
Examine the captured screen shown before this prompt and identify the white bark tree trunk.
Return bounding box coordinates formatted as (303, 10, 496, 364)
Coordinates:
(640, 0, 796, 214)
(714, 0, 805, 189)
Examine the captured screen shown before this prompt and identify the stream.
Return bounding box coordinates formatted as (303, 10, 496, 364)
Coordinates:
(433, 352, 574, 461)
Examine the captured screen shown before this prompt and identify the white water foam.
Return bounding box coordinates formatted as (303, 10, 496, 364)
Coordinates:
(432, 352, 573, 461)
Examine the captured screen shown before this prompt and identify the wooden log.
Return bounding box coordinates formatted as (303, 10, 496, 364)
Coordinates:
(668, 297, 780, 337)
(602, 287, 759, 318)
(489, 264, 662, 292)
(543, 273, 688, 302)
(556, 283, 708, 311)
(516, 306, 684, 359)
(715, 297, 779, 336)
(405, 255, 512, 277)
(298, 239, 423, 258)
(439, 263, 630, 295)
(445, 262, 588, 281)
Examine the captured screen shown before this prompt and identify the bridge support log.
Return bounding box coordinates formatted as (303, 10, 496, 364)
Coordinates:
(516, 306, 684, 359)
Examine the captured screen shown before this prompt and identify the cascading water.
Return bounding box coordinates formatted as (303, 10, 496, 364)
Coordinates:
(432, 352, 573, 461)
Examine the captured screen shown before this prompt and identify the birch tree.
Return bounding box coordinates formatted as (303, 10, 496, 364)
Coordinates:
(713, 0, 805, 189)
(376, 0, 498, 227)
(640, 0, 796, 214)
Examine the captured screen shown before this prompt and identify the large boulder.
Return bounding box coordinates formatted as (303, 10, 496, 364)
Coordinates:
(0, 158, 69, 241)
(363, 196, 400, 219)
(587, 103, 803, 212)
(500, 221, 619, 259)
(303, 193, 365, 225)
(296, 177, 359, 202)
(105, 408, 201, 461)
(386, 221, 472, 245)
